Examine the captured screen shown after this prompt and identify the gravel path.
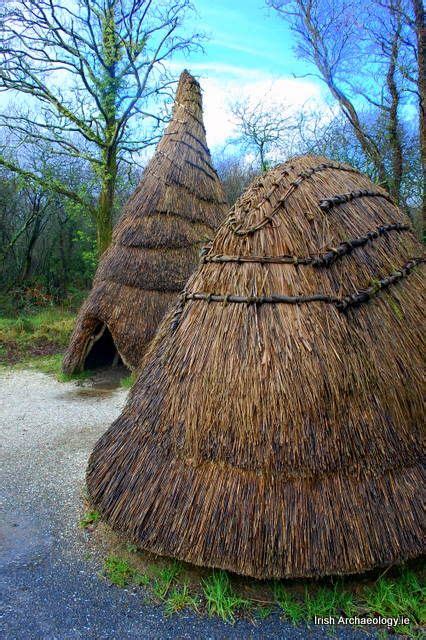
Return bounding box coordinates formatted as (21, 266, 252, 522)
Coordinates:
(0, 369, 379, 639)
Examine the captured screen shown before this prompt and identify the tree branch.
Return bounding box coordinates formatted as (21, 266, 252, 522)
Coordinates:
(0, 156, 95, 215)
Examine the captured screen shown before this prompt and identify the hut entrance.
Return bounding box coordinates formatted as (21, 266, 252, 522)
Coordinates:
(84, 323, 124, 371)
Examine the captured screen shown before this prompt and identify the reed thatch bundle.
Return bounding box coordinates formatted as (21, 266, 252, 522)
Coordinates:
(87, 155, 425, 579)
(63, 70, 227, 373)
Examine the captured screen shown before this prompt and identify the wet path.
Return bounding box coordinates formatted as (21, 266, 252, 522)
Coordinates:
(0, 370, 377, 639)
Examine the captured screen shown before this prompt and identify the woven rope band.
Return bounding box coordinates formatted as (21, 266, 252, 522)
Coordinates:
(170, 258, 423, 330)
(226, 162, 361, 236)
(202, 224, 410, 268)
(319, 190, 394, 211)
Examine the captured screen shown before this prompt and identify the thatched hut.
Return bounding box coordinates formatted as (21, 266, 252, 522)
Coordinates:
(86, 155, 425, 579)
(62, 70, 227, 373)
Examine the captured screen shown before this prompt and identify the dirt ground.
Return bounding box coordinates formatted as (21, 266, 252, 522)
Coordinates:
(0, 368, 382, 639)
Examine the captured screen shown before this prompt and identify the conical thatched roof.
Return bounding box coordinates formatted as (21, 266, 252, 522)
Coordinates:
(63, 70, 227, 373)
(86, 155, 425, 579)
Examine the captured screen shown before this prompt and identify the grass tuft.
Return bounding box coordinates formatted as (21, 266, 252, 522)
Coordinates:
(273, 583, 304, 624)
(8, 352, 93, 382)
(360, 569, 425, 635)
(0, 307, 75, 360)
(58, 368, 92, 383)
(152, 561, 183, 600)
(79, 510, 101, 529)
(120, 372, 137, 389)
(305, 583, 356, 621)
(253, 604, 274, 620)
(133, 571, 151, 587)
(202, 570, 250, 623)
(19, 353, 64, 376)
(98, 550, 423, 635)
(164, 583, 199, 615)
(103, 556, 134, 588)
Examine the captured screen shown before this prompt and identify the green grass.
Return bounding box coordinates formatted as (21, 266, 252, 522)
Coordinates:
(103, 556, 135, 587)
(0, 306, 76, 373)
(304, 583, 356, 621)
(98, 555, 424, 634)
(1, 351, 92, 382)
(151, 561, 183, 600)
(273, 583, 304, 624)
(103, 556, 151, 590)
(253, 604, 274, 619)
(102, 555, 184, 600)
(164, 583, 199, 615)
(360, 569, 425, 636)
(16, 353, 64, 376)
(59, 368, 93, 382)
(120, 372, 137, 389)
(202, 570, 251, 623)
(133, 571, 151, 587)
(0, 307, 75, 350)
(79, 510, 101, 529)
(0, 305, 98, 381)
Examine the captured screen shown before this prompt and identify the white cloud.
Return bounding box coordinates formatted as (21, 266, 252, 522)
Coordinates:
(150, 59, 332, 152)
(199, 72, 327, 150)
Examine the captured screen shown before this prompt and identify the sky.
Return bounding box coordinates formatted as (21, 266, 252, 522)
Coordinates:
(0, 0, 333, 162)
(169, 0, 329, 152)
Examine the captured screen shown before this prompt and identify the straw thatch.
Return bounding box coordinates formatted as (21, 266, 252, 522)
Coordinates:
(62, 70, 227, 373)
(86, 155, 425, 579)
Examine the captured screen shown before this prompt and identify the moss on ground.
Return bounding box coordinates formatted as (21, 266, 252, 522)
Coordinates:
(0, 307, 76, 366)
(120, 372, 137, 389)
(0, 351, 93, 382)
(0, 306, 101, 382)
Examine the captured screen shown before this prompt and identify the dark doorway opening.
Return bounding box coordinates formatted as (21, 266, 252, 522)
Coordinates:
(84, 323, 124, 370)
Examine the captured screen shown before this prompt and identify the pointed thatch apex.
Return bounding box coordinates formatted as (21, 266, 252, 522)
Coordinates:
(62, 70, 227, 374)
(86, 155, 424, 579)
(175, 69, 200, 105)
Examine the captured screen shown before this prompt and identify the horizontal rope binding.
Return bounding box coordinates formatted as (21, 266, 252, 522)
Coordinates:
(319, 190, 395, 211)
(202, 223, 410, 268)
(170, 258, 424, 330)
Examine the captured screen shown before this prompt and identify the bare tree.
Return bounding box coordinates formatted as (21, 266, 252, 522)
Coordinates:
(214, 153, 259, 205)
(364, 0, 405, 202)
(267, 0, 421, 211)
(0, 0, 201, 253)
(0, 136, 87, 291)
(230, 98, 298, 171)
(295, 108, 371, 169)
(401, 0, 425, 222)
(412, 0, 425, 211)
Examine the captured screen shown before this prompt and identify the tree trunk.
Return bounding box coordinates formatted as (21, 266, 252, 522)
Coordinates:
(326, 79, 389, 188)
(298, 2, 390, 189)
(21, 217, 41, 282)
(412, 0, 426, 225)
(259, 144, 267, 172)
(94, 4, 120, 256)
(21, 195, 43, 282)
(58, 213, 69, 298)
(96, 147, 117, 255)
(386, 8, 403, 205)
